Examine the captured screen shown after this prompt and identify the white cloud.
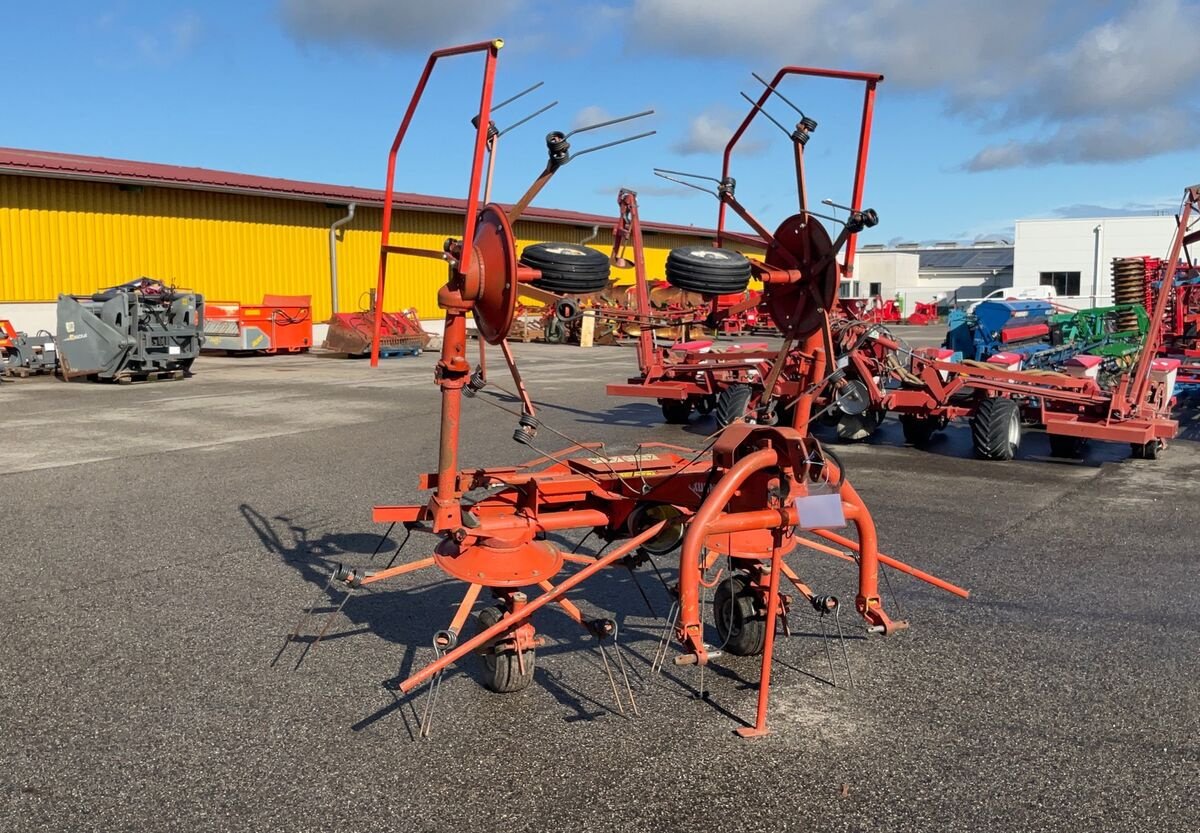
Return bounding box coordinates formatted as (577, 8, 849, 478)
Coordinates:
(630, 0, 1200, 169)
(671, 107, 766, 156)
(572, 105, 614, 130)
(278, 0, 523, 50)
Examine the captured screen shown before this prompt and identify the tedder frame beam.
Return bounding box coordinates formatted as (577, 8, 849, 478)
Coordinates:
(371, 39, 505, 366)
(717, 66, 883, 279)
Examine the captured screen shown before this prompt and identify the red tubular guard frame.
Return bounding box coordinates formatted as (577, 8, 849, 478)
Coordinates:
(716, 67, 883, 279)
(371, 39, 504, 367)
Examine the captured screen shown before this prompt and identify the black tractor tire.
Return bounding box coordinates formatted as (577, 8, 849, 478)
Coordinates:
(659, 399, 693, 424)
(664, 246, 752, 295)
(900, 414, 939, 448)
(714, 384, 753, 428)
(1048, 434, 1085, 459)
(474, 605, 536, 693)
(712, 573, 766, 656)
(520, 242, 610, 294)
(971, 397, 1021, 461)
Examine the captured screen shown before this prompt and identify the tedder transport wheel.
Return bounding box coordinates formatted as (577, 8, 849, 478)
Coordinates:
(521, 242, 611, 294)
(664, 246, 752, 295)
(1130, 439, 1162, 460)
(900, 414, 940, 448)
(971, 397, 1021, 461)
(474, 605, 535, 693)
(1048, 434, 1086, 459)
(714, 384, 753, 428)
(659, 399, 693, 424)
(712, 573, 766, 656)
(837, 408, 885, 442)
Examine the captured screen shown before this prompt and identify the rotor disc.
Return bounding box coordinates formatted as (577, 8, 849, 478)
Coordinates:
(471, 204, 519, 345)
(763, 214, 837, 336)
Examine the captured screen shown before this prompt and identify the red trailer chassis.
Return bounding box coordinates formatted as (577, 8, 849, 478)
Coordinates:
(827, 186, 1198, 459)
(278, 42, 966, 739)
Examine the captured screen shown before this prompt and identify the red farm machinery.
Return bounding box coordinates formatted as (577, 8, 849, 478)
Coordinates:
(276, 40, 967, 739)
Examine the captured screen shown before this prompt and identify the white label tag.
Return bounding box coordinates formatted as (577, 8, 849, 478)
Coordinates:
(168, 345, 181, 355)
(794, 492, 847, 530)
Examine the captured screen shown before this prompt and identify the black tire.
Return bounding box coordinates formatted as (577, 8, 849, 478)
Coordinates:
(664, 246, 752, 295)
(659, 399, 693, 424)
(543, 317, 565, 344)
(837, 408, 884, 442)
(900, 414, 939, 448)
(1131, 439, 1161, 460)
(714, 384, 753, 428)
(474, 605, 535, 693)
(521, 242, 610, 294)
(712, 573, 766, 656)
(971, 397, 1021, 461)
(1048, 434, 1085, 459)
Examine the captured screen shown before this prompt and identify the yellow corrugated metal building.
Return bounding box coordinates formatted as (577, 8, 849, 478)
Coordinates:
(0, 148, 741, 321)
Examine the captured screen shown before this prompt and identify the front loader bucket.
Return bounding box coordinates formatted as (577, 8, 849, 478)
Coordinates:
(56, 294, 131, 379)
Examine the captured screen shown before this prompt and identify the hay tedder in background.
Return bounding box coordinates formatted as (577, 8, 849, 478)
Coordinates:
(203, 295, 313, 354)
(277, 40, 967, 739)
(56, 278, 203, 383)
(323, 290, 431, 357)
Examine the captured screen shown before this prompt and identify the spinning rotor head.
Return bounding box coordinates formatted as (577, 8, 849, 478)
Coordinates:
(761, 213, 838, 336)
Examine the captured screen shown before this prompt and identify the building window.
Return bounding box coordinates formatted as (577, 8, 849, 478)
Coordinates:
(1039, 271, 1080, 295)
(839, 281, 851, 298)
(869, 282, 882, 297)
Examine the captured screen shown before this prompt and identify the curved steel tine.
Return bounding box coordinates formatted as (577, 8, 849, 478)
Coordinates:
(751, 71, 807, 117)
(566, 108, 654, 138)
(499, 101, 558, 137)
(492, 80, 545, 113)
(739, 91, 792, 139)
(570, 130, 656, 162)
(652, 170, 717, 198)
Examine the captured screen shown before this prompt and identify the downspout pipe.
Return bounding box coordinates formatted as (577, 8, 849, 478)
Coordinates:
(1091, 222, 1102, 307)
(329, 203, 357, 314)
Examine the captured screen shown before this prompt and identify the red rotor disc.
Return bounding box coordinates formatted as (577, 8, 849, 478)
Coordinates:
(471, 204, 519, 345)
(763, 214, 837, 336)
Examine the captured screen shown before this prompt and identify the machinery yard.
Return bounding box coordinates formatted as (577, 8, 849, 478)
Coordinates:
(0, 344, 1195, 831)
(4, 9, 1200, 830)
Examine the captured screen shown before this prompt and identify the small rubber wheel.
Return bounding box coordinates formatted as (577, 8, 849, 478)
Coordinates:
(474, 605, 535, 693)
(712, 573, 766, 656)
(543, 316, 566, 344)
(659, 399, 693, 424)
(664, 246, 752, 295)
(521, 242, 610, 294)
(1131, 439, 1161, 460)
(971, 397, 1021, 461)
(837, 408, 885, 442)
(1048, 434, 1085, 459)
(900, 414, 939, 447)
(714, 384, 754, 428)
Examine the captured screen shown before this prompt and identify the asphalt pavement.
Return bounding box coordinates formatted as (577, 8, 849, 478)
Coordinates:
(1, 338, 1195, 832)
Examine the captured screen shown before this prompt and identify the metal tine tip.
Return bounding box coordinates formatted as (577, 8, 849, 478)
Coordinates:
(652, 170, 718, 198)
(570, 130, 657, 161)
(566, 109, 655, 138)
(499, 101, 558, 137)
(739, 91, 792, 138)
(492, 80, 545, 113)
(653, 168, 721, 183)
(751, 71, 807, 117)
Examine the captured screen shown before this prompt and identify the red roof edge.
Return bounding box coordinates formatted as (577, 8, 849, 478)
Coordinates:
(0, 146, 721, 239)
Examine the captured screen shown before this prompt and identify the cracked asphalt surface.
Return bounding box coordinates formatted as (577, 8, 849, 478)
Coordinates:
(1, 336, 1196, 832)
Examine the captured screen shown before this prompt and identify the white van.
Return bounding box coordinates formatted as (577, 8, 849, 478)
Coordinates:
(967, 285, 1056, 314)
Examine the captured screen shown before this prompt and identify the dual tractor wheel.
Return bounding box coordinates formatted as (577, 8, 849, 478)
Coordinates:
(520, 242, 610, 295)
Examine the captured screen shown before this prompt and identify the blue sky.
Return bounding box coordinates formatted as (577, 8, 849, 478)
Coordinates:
(2, 1, 1196, 244)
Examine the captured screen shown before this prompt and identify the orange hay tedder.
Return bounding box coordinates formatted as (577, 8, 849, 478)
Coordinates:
(276, 39, 968, 738)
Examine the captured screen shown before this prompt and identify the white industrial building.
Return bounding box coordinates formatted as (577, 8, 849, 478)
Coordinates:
(853, 214, 1178, 312)
(854, 241, 1013, 311)
(1011, 215, 1179, 308)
